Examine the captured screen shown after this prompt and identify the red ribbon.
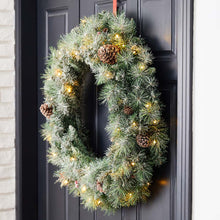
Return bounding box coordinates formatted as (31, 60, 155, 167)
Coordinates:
(113, 0, 117, 16)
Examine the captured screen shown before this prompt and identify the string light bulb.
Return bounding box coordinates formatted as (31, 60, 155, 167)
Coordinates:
(153, 119, 158, 124)
(46, 135, 52, 142)
(145, 102, 152, 109)
(114, 34, 120, 39)
(81, 185, 87, 193)
(131, 45, 140, 55)
(139, 63, 146, 71)
(95, 199, 102, 206)
(131, 161, 135, 167)
(62, 179, 69, 186)
(51, 152, 57, 157)
(70, 156, 76, 161)
(55, 69, 62, 77)
(126, 192, 133, 200)
(104, 71, 114, 79)
(116, 127, 121, 132)
(80, 19, 86, 24)
(65, 84, 74, 94)
(153, 139, 157, 145)
(131, 121, 138, 128)
(70, 49, 80, 60)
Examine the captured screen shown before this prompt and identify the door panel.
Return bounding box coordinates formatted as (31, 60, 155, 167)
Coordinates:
(37, 0, 177, 220)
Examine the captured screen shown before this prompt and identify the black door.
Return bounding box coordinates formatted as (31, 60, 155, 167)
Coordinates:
(38, 0, 177, 220)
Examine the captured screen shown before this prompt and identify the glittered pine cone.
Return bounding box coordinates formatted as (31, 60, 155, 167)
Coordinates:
(40, 103, 53, 119)
(98, 44, 120, 65)
(123, 106, 134, 115)
(96, 181, 104, 193)
(136, 134, 150, 148)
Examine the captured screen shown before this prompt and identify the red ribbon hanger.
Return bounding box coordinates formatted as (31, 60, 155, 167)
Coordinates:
(113, 0, 117, 16)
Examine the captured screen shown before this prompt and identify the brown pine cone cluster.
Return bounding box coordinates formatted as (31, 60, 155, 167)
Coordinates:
(96, 181, 104, 193)
(40, 103, 53, 119)
(136, 134, 150, 148)
(123, 106, 134, 115)
(98, 44, 119, 65)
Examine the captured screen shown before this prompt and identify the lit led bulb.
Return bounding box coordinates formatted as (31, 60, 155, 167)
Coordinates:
(145, 102, 152, 109)
(80, 19, 86, 24)
(62, 179, 69, 186)
(104, 71, 114, 79)
(127, 192, 133, 199)
(131, 161, 135, 166)
(153, 119, 158, 124)
(139, 63, 146, 71)
(116, 127, 121, 132)
(51, 152, 57, 157)
(131, 121, 138, 128)
(95, 199, 101, 206)
(47, 135, 52, 142)
(81, 185, 87, 193)
(152, 139, 157, 145)
(114, 34, 120, 39)
(70, 49, 79, 58)
(70, 156, 76, 161)
(65, 84, 73, 94)
(55, 69, 62, 77)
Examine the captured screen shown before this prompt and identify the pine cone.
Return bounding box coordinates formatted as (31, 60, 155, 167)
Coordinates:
(98, 44, 119, 65)
(96, 181, 104, 193)
(40, 103, 53, 119)
(124, 106, 134, 115)
(136, 134, 150, 148)
(103, 28, 108, 32)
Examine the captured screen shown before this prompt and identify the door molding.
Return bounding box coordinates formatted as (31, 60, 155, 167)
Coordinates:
(15, 0, 38, 220)
(176, 0, 193, 219)
(15, 0, 193, 219)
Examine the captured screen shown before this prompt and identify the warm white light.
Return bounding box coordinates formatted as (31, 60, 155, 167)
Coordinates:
(81, 185, 87, 193)
(131, 162, 135, 166)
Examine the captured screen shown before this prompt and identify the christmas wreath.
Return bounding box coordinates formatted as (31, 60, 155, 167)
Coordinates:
(40, 12, 169, 213)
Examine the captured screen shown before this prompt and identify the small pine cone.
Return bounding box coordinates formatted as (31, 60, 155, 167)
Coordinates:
(123, 106, 134, 115)
(40, 103, 53, 119)
(96, 181, 104, 193)
(136, 134, 150, 148)
(103, 28, 108, 32)
(98, 44, 120, 65)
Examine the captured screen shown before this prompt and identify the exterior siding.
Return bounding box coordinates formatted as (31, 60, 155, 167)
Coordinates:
(0, 0, 15, 220)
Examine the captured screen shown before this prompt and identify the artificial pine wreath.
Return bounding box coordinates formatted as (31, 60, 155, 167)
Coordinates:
(40, 12, 169, 213)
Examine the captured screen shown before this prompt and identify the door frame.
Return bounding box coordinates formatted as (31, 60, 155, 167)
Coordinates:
(15, 0, 193, 220)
